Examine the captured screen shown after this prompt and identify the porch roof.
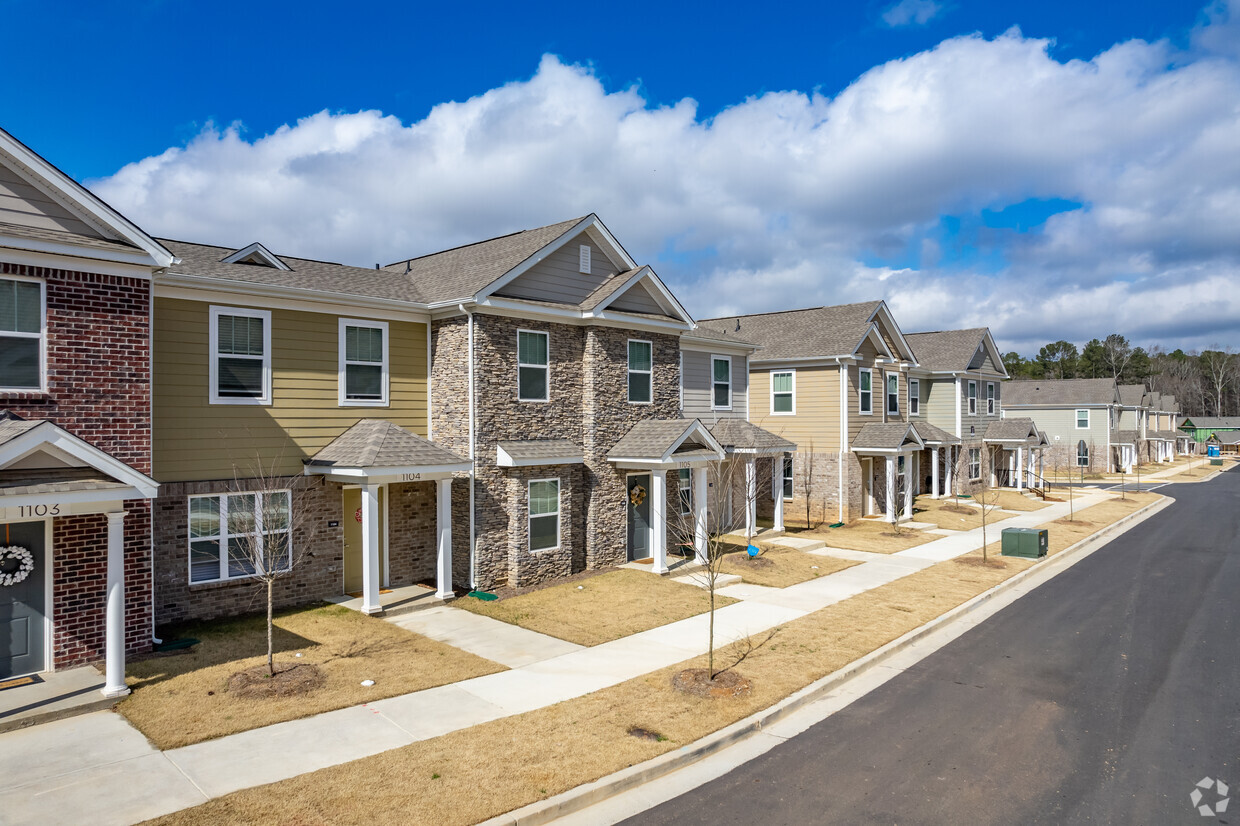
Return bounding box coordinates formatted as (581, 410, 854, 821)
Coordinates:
(1111, 429, 1139, 446)
(707, 419, 795, 455)
(983, 418, 1045, 446)
(606, 419, 725, 467)
(0, 413, 159, 502)
(304, 419, 471, 480)
(0, 468, 132, 497)
(910, 421, 960, 446)
(850, 422, 924, 454)
(1210, 430, 1240, 445)
(496, 439, 583, 467)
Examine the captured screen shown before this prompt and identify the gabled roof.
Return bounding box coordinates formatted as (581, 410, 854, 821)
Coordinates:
(1181, 416, 1240, 429)
(707, 419, 795, 454)
(1002, 378, 1118, 407)
(850, 422, 924, 452)
(221, 242, 291, 270)
(905, 328, 1005, 376)
(0, 413, 158, 499)
(1209, 430, 1240, 445)
(911, 421, 960, 445)
(697, 300, 915, 363)
(305, 420, 469, 473)
(1117, 384, 1147, 407)
(1111, 429, 1139, 446)
(984, 418, 1044, 445)
(607, 419, 725, 464)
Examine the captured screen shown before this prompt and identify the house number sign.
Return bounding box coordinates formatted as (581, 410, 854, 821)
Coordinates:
(17, 504, 60, 518)
(401, 473, 422, 481)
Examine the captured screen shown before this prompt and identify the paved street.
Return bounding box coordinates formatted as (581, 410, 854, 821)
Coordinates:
(626, 472, 1240, 825)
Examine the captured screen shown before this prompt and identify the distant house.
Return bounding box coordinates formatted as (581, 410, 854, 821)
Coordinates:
(1179, 416, 1240, 448)
(1001, 378, 1129, 473)
(1206, 430, 1240, 455)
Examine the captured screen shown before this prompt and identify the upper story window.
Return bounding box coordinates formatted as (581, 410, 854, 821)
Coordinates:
(886, 373, 899, 416)
(628, 339, 652, 404)
(771, 370, 795, 414)
(528, 478, 560, 551)
(1076, 409, 1090, 429)
(967, 380, 978, 415)
(986, 382, 996, 415)
(339, 319, 388, 406)
(189, 490, 291, 584)
(909, 379, 920, 416)
(859, 367, 873, 415)
(517, 330, 549, 402)
(0, 277, 44, 391)
(210, 306, 271, 405)
(712, 356, 732, 410)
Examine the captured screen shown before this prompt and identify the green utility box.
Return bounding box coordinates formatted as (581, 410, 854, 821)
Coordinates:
(1001, 527, 1048, 559)
(1210, 458, 1223, 466)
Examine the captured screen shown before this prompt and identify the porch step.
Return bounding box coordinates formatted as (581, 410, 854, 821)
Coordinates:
(0, 665, 118, 735)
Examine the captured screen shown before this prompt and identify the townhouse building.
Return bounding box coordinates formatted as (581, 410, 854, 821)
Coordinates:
(1001, 378, 1127, 473)
(1144, 391, 1184, 460)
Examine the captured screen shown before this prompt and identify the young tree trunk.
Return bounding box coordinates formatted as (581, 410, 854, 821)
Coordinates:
(708, 588, 716, 679)
(267, 578, 275, 677)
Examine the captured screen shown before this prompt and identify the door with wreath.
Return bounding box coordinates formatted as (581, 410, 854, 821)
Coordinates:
(626, 474, 652, 562)
(1, 520, 47, 678)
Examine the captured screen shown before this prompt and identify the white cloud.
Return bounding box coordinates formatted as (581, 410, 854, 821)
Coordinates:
(91, 11, 1240, 354)
(882, 0, 945, 28)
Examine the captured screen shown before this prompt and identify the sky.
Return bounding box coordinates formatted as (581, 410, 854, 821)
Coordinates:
(2, 0, 1236, 355)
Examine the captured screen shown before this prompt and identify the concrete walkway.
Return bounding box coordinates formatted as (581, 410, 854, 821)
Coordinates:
(0, 489, 1112, 826)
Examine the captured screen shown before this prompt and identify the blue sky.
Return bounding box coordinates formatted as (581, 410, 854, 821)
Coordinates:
(2, 0, 1236, 353)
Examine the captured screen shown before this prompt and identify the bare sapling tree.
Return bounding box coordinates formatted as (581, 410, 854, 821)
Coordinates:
(801, 439, 817, 531)
(975, 485, 1003, 562)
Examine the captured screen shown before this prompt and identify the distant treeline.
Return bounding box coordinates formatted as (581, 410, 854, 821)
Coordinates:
(1003, 334, 1240, 417)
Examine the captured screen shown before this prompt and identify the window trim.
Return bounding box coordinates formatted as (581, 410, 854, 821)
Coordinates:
(1075, 408, 1090, 429)
(782, 456, 794, 500)
(0, 274, 47, 393)
(770, 369, 796, 415)
(986, 382, 996, 415)
(627, 338, 653, 405)
(909, 378, 920, 416)
(678, 468, 692, 516)
(187, 489, 292, 584)
(527, 477, 561, 552)
(337, 317, 390, 407)
(517, 328, 550, 403)
(859, 367, 873, 415)
(711, 355, 733, 411)
(1077, 440, 1089, 467)
(886, 371, 899, 416)
(209, 305, 272, 405)
(967, 380, 978, 416)
(968, 447, 982, 481)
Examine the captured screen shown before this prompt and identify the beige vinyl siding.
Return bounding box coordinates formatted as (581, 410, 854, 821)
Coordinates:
(751, 365, 840, 451)
(610, 281, 667, 316)
(924, 377, 958, 435)
(0, 162, 103, 237)
(154, 298, 428, 481)
(681, 349, 747, 419)
(1118, 408, 1139, 429)
(493, 233, 619, 305)
(968, 345, 1003, 373)
(1014, 406, 1110, 455)
(847, 362, 878, 438)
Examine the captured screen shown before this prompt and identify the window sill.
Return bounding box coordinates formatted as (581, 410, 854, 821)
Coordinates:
(340, 400, 390, 408)
(210, 397, 272, 406)
(189, 570, 290, 590)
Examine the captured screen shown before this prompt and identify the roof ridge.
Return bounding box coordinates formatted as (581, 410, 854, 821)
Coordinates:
(697, 299, 883, 324)
(382, 215, 588, 269)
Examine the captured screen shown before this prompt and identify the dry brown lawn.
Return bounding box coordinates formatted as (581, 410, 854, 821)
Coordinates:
(909, 496, 1016, 531)
(801, 518, 937, 554)
(1170, 467, 1215, 481)
(987, 490, 1052, 512)
(120, 605, 505, 750)
(143, 493, 1165, 826)
(456, 569, 736, 646)
(717, 544, 858, 588)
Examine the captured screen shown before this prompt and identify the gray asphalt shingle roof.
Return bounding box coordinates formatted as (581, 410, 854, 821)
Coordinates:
(1118, 384, 1147, 406)
(904, 328, 989, 372)
(850, 423, 921, 451)
(0, 467, 131, 497)
(679, 325, 759, 349)
(911, 421, 960, 445)
(1211, 430, 1240, 445)
(1111, 429, 1139, 445)
(1181, 416, 1240, 428)
(707, 419, 795, 453)
(984, 419, 1042, 444)
(607, 420, 721, 462)
(697, 301, 885, 362)
(0, 221, 141, 254)
(496, 440, 582, 464)
(1002, 378, 1118, 407)
(307, 420, 468, 470)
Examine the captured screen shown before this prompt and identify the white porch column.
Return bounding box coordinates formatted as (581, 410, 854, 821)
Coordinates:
(885, 456, 896, 523)
(744, 458, 757, 537)
(772, 456, 785, 533)
(944, 446, 954, 497)
(102, 511, 129, 698)
(693, 466, 708, 565)
(360, 482, 382, 615)
(1038, 450, 1045, 486)
(931, 447, 941, 499)
(435, 478, 453, 600)
(651, 471, 668, 574)
(1015, 446, 1024, 491)
(903, 456, 913, 520)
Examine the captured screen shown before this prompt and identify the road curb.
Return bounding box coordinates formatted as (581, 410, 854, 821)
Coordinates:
(483, 493, 1174, 826)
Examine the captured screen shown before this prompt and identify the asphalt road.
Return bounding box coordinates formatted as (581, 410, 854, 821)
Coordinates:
(625, 471, 1240, 825)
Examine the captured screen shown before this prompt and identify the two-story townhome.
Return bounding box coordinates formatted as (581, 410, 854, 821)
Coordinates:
(696, 301, 927, 525)
(1117, 384, 1150, 464)
(0, 128, 169, 692)
(1001, 378, 1127, 473)
(1144, 391, 1182, 461)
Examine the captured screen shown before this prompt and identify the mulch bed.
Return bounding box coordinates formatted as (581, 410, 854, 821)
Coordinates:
(725, 554, 775, 570)
(938, 504, 976, 514)
(671, 668, 753, 699)
(227, 663, 326, 699)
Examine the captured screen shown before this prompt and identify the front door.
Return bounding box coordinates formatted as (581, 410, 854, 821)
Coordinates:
(626, 474, 652, 562)
(1, 521, 47, 678)
(861, 458, 875, 516)
(342, 487, 386, 594)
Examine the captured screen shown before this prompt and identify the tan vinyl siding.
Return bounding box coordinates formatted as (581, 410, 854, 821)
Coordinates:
(751, 365, 840, 451)
(681, 349, 747, 419)
(610, 281, 667, 316)
(0, 162, 103, 238)
(154, 298, 428, 481)
(924, 377, 958, 435)
(847, 362, 878, 438)
(493, 233, 619, 305)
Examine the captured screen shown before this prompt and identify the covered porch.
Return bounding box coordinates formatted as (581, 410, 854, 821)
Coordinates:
(1111, 431, 1139, 473)
(851, 423, 925, 523)
(304, 419, 470, 616)
(911, 421, 962, 499)
(984, 419, 1048, 490)
(707, 418, 797, 535)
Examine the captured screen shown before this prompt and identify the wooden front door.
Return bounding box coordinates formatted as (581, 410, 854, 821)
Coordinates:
(342, 487, 386, 594)
(0, 521, 47, 678)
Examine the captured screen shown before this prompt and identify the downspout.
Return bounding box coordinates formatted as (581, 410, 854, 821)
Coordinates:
(838, 357, 847, 524)
(458, 304, 477, 589)
(148, 276, 161, 645)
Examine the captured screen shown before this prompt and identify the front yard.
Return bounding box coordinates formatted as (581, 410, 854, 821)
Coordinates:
(120, 604, 505, 750)
(911, 495, 1018, 531)
(797, 518, 937, 554)
(717, 543, 858, 587)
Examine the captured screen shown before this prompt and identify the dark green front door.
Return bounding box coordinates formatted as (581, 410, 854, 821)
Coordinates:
(627, 474, 652, 562)
(1, 521, 46, 678)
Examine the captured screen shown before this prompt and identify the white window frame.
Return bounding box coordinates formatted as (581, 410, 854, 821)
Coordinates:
(337, 318, 389, 407)
(209, 305, 272, 405)
(0, 274, 47, 393)
(517, 329, 550, 403)
(909, 378, 920, 416)
(967, 380, 978, 416)
(711, 355, 732, 411)
(968, 447, 982, 480)
(986, 382, 996, 415)
(1076, 409, 1090, 429)
(1077, 440, 1089, 467)
(528, 478, 561, 552)
(782, 456, 794, 500)
(859, 367, 873, 415)
(187, 490, 292, 584)
(886, 372, 899, 416)
(770, 369, 796, 415)
(627, 338, 653, 405)
(678, 468, 692, 515)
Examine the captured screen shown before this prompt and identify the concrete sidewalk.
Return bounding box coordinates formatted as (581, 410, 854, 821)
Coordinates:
(0, 489, 1112, 826)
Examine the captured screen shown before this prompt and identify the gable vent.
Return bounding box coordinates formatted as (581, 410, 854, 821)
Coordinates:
(578, 244, 591, 274)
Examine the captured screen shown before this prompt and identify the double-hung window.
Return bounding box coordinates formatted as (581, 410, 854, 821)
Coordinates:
(886, 373, 899, 416)
(339, 319, 388, 406)
(628, 340, 652, 404)
(771, 370, 795, 414)
(210, 306, 271, 404)
(1076, 409, 1090, 429)
(986, 382, 996, 415)
(968, 447, 981, 480)
(909, 379, 920, 416)
(528, 479, 560, 551)
(859, 368, 873, 414)
(712, 356, 732, 410)
(517, 330, 549, 402)
(782, 456, 794, 500)
(188, 490, 291, 583)
(967, 380, 978, 415)
(0, 277, 44, 391)
(678, 468, 692, 515)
